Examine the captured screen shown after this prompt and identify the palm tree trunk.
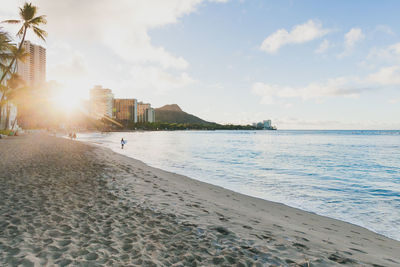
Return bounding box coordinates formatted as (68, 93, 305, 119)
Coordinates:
(0, 103, 3, 129)
(11, 114, 17, 132)
(4, 103, 10, 130)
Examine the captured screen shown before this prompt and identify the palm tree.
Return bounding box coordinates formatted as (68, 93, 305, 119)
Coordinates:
(0, 30, 14, 75)
(0, 2, 47, 84)
(1, 73, 26, 130)
(0, 30, 14, 127)
(9, 46, 29, 73)
(0, 45, 28, 129)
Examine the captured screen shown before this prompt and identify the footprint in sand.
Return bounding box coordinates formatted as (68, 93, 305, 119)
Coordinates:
(349, 247, 367, 254)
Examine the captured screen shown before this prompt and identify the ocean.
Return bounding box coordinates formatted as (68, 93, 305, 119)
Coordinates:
(77, 130, 400, 241)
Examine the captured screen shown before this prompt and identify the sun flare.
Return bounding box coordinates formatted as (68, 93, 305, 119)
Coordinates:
(52, 89, 81, 113)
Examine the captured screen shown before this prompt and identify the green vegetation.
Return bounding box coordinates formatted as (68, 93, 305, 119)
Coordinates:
(0, 129, 13, 135)
(102, 104, 265, 131)
(113, 121, 259, 131)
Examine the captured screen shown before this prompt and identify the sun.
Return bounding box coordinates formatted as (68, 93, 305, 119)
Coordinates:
(52, 89, 81, 113)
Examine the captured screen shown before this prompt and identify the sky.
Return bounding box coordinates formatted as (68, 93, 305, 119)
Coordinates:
(1, 0, 400, 129)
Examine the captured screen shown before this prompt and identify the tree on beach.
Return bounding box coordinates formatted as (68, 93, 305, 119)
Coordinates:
(0, 2, 47, 130)
(0, 30, 16, 127)
(0, 73, 27, 130)
(0, 40, 29, 129)
(0, 2, 47, 84)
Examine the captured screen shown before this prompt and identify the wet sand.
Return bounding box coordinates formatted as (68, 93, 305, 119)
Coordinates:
(0, 134, 399, 266)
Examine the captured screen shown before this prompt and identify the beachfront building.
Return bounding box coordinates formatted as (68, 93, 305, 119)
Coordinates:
(145, 107, 155, 123)
(263, 120, 272, 128)
(113, 98, 137, 122)
(137, 102, 155, 123)
(254, 119, 276, 130)
(89, 85, 114, 119)
(17, 40, 46, 86)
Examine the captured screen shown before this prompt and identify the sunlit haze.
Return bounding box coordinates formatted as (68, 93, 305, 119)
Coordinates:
(1, 0, 400, 129)
(51, 87, 81, 114)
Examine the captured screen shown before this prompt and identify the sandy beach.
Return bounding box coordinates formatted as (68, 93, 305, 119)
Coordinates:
(0, 134, 399, 266)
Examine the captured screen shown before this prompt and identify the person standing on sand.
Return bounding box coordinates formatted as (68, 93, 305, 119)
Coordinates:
(121, 138, 125, 149)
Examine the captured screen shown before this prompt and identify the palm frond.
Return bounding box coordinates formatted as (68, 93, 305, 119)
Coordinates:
(16, 26, 25, 38)
(2, 19, 21, 24)
(0, 30, 12, 50)
(0, 63, 7, 74)
(29, 15, 47, 26)
(10, 46, 29, 62)
(0, 31, 14, 64)
(0, 53, 14, 62)
(32, 26, 47, 41)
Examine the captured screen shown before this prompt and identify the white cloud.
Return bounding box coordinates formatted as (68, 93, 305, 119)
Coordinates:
(252, 76, 362, 104)
(315, 39, 330, 53)
(337, 28, 365, 58)
(374, 25, 395, 36)
(209, 82, 224, 89)
(28, 0, 211, 70)
(128, 66, 195, 95)
(367, 66, 400, 86)
(252, 65, 400, 104)
(344, 27, 364, 49)
(274, 117, 400, 130)
(48, 45, 89, 78)
(2, 0, 227, 96)
(260, 20, 330, 53)
(388, 98, 400, 104)
(368, 42, 400, 62)
(389, 43, 400, 55)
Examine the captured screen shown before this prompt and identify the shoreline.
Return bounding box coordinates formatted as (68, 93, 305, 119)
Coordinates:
(1, 134, 399, 266)
(57, 134, 400, 264)
(102, 143, 400, 240)
(79, 133, 399, 242)
(77, 130, 400, 242)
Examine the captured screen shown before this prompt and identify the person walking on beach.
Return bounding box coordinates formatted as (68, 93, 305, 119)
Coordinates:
(121, 138, 125, 149)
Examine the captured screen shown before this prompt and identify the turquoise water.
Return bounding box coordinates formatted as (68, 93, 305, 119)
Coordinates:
(77, 130, 400, 241)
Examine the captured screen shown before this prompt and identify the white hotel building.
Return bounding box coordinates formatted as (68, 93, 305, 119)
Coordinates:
(17, 40, 46, 86)
(89, 85, 114, 118)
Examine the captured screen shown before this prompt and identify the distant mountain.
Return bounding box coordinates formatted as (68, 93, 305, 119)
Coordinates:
(155, 104, 212, 124)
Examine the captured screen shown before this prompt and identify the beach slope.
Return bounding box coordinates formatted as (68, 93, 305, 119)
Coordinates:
(0, 134, 399, 266)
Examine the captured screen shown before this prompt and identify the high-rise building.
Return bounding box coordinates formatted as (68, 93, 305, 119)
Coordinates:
(137, 102, 150, 122)
(17, 40, 46, 86)
(263, 120, 271, 128)
(89, 85, 114, 118)
(137, 102, 155, 123)
(114, 98, 137, 122)
(145, 107, 155, 123)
